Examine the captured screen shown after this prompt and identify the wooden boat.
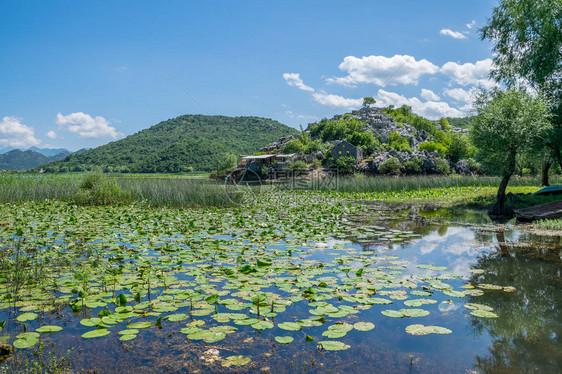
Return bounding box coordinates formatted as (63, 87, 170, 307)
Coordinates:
(514, 200, 562, 221)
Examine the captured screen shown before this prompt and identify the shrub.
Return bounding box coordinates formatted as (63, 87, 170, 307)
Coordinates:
(387, 131, 411, 152)
(311, 158, 322, 169)
(347, 131, 382, 155)
(403, 157, 422, 174)
(434, 158, 450, 174)
(283, 139, 304, 154)
(379, 157, 402, 175)
(446, 133, 472, 162)
(419, 141, 447, 157)
(74, 173, 127, 205)
(288, 160, 308, 169)
(334, 156, 356, 174)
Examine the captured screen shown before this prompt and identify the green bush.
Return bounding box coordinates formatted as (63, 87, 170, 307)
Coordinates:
(74, 173, 127, 205)
(387, 131, 411, 152)
(283, 139, 304, 154)
(403, 157, 422, 173)
(433, 158, 450, 174)
(347, 131, 382, 155)
(419, 141, 447, 157)
(288, 160, 308, 169)
(446, 133, 472, 162)
(379, 157, 402, 175)
(334, 156, 356, 174)
(311, 158, 323, 169)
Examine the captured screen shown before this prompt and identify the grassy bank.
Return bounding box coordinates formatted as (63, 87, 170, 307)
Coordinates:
(0, 174, 237, 208)
(0, 173, 559, 209)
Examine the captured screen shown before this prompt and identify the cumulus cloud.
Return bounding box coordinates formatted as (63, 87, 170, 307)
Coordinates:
(420, 88, 441, 101)
(0, 116, 40, 148)
(443, 87, 477, 104)
(439, 29, 468, 39)
(46, 130, 57, 139)
(327, 54, 439, 87)
(282, 73, 315, 92)
(375, 89, 464, 119)
(440, 58, 496, 87)
(466, 20, 476, 29)
(56, 112, 124, 139)
(312, 92, 363, 109)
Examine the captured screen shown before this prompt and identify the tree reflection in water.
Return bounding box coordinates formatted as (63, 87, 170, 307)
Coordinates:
(468, 230, 562, 373)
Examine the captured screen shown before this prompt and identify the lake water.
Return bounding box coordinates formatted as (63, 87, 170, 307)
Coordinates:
(1, 203, 561, 373)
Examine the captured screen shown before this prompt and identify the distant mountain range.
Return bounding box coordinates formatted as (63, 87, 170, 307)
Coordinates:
(0, 149, 71, 171)
(40, 115, 298, 173)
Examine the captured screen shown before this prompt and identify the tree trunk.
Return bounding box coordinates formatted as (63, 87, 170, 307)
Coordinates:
(541, 162, 551, 186)
(488, 172, 515, 221)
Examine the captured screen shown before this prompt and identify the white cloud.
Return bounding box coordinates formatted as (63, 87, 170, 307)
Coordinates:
(282, 73, 315, 92)
(420, 88, 441, 101)
(440, 58, 496, 87)
(439, 29, 468, 39)
(443, 87, 477, 104)
(56, 112, 124, 139)
(466, 20, 476, 29)
(312, 92, 363, 109)
(0, 116, 40, 148)
(327, 54, 439, 87)
(375, 89, 464, 119)
(46, 130, 57, 139)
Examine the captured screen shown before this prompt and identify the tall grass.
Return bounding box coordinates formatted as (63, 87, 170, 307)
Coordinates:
(0, 174, 80, 202)
(117, 177, 239, 207)
(330, 175, 562, 193)
(0, 174, 239, 207)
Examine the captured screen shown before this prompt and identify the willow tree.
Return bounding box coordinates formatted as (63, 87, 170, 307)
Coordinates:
(480, 0, 562, 185)
(471, 89, 551, 218)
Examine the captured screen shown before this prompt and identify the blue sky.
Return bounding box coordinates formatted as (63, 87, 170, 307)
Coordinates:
(1, 0, 498, 151)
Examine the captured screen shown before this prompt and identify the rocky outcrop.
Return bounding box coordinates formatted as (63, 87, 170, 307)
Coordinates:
(259, 106, 472, 176)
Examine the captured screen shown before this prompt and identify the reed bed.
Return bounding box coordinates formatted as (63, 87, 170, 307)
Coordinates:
(331, 175, 561, 193)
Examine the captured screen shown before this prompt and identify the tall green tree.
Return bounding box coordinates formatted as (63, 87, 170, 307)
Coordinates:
(480, 0, 562, 185)
(471, 88, 551, 218)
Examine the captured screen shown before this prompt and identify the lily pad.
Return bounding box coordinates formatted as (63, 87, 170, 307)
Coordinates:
(164, 313, 189, 322)
(82, 329, 111, 338)
(381, 310, 404, 318)
(353, 322, 374, 331)
(470, 309, 499, 318)
(221, 355, 251, 367)
(16, 312, 38, 322)
(13, 338, 38, 349)
(36, 325, 63, 333)
(318, 340, 351, 351)
(278, 322, 301, 331)
(274, 336, 294, 344)
(128, 321, 152, 329)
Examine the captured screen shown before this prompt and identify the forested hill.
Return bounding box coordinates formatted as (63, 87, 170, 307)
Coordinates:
(41, 115, 298, 173)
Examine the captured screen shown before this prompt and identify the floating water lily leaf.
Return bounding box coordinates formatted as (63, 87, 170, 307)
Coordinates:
(381, 310, 404, 318)
(165, 313, 189, 322)
(470, 309, 499, 318)
(251, 321, 274, 330)
(410, 291, 432, 297)
(405, 324, 452, 336)
(275, 336, 293, 344)
(16, 332, 40, 340)
(80, 318, 102, 327)
(118, 329, 139, 335)
(443, 290, 465, 298)
(353, 322, 374, 331)
(13, 338, 38, 349)
(221, 355, 251, 367)
(278, 322, 301, 331)
(16, 312, 38, 322)
(82, 329, 111, 338)
(402, 309, 430, 318)
(203, 331, 226, 343)
(128, 322, 152, 329)
(119, 334, 137, 341)
(322, 330, 346, 338)
(318, 340, 351, 351)
(36, 325, 63, 333)
(370, 297, 393, 305)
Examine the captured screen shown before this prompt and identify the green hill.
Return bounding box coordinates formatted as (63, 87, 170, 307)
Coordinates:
(41, 115, 298, 173)
(0, 149, 71, 171)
